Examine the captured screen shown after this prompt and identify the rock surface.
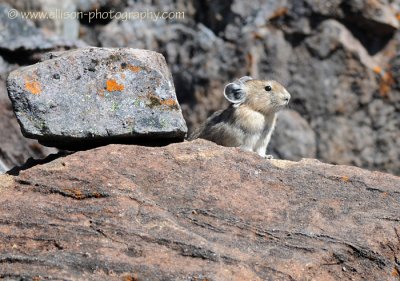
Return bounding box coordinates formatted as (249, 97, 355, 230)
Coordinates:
(0, 140, 399, 280)
(1, 0, 400, 174)
(0, 3, 84, 171)
(269, 109, 316, 160)
(0, 56, 57, 174)
(0, 160, 8, 173)
(0, 4, 84, 53)
(7, 47, 187, 149)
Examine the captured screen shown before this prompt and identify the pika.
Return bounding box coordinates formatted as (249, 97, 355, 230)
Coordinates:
(188, 76, 290, 158)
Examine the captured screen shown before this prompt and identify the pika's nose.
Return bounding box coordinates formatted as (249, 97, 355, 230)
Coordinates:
(283, 94, 291, 103)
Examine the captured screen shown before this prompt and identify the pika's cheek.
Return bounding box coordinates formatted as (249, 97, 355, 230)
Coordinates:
(260, 95, 272, 104)
(256, 95, 269, 104)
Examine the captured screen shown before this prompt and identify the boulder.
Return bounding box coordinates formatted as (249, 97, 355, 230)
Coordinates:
(0, 57, 57, 174)
(269, 109, 316, 160)
(0, 140, 399, 280)
(7, 47, 187, 149)
(338, 0, 399, 34)
(0, 160, 8, 173)
(1, 0, 400, 176)
(0, 4, 83, 53)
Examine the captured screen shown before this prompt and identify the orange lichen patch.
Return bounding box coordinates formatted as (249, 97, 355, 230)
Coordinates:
(392, 266, 399, 277)
(161, 98, 179, 107)
(122, 274, 139, 281)
(269, 7, 288, 20)
(373, 66, 383, 75)
(121, 62, 142, 73)
(380, 71, 394, 97)
(341, 176, 350, 182)
(64, 188, 84, 199)
(93, 192, 104, 198)
(147, 93, 179, 110)
(106, 79, 125, 92)
(379, 72, 394, 98)
(372, 66, 394, 98)
(127, 65, 141, 73)
(97, 89, 105, 97)
(25, 80, 42, 95)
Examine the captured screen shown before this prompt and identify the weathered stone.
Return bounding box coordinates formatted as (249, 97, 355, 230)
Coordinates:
(0, 4, 53, 51)
(305, 20, 376, 69)
(1, 0, 129, 40)
(99, 19, 244, 133)
(0, 4, 83, 52)
(7, 47, 187, 149)
(0, 160, 8, 173)
(339, 0, 399, 34)
(74, 0, 128, 12)
(305, 0, 399, 34)
(0, 84, 57, 172)
(39, 0, 80, 40)
(0, 140, 399, 280)
(0, 57, 57, 173)
(288, 18, 400, 175)
(2, 0, 400, 175)
(269, 110, 316, 160)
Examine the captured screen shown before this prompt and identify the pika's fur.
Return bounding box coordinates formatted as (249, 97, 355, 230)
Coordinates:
(189, 76, 291, 158)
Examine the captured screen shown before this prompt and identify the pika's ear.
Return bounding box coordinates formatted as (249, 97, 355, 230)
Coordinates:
(236, 76, 253, 84)
(224, 82, 247, 106)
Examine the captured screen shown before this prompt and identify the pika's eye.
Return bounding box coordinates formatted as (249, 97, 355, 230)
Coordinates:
(265, 85, 272, 91)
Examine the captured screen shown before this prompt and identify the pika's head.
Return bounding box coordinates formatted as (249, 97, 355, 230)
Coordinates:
(224, 76, 291, 114)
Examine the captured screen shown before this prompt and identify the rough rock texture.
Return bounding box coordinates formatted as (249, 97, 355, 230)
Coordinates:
(0, 4, 84, 54)
(0, 160, 8, 173)
(94, 0, 400, 175)
(1, 0, 400, 173)
(7, 47, 187, 149)
(269, 109, 316, 160)
(0, 140, 399, 280)
(0, 3, 84, 171)
(0, 55, 57, 174)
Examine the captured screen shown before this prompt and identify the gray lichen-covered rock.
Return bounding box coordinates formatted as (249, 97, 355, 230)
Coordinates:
(6, 47, 187, 149)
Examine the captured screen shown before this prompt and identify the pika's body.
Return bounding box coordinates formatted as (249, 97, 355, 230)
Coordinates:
(189, 76, 290, 158)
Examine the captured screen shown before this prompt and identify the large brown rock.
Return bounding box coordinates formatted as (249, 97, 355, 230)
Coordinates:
(0, 140, 399, 280)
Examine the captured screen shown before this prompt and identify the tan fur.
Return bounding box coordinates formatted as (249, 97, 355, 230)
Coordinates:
(234, 105, 266, 133)
(189, 78, 290, 158)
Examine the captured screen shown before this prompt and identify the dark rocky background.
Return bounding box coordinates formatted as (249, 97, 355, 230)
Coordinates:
(0, 0, 399, 175)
